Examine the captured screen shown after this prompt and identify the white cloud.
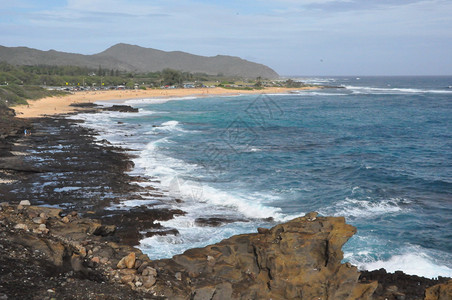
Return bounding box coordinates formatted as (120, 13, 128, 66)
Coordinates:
(1, 0, 451, 74)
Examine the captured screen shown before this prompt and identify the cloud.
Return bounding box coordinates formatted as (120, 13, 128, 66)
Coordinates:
(1, 0, 451, 75)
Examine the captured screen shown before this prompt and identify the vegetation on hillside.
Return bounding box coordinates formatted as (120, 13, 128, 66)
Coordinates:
(0, 84, 68, 106)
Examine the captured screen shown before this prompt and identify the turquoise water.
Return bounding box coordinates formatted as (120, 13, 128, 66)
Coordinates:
(77, 76, 452, 278)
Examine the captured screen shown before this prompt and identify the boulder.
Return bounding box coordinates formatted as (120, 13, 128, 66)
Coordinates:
(117, 252, 136, 269)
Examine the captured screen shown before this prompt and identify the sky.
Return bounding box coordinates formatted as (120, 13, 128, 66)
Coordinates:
(1, 0, 451, 76)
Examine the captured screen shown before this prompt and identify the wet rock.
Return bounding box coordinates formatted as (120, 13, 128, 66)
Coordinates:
(195, 217, 246, 227)
(69, 102, 100, 108)
(103, 105, 138, 113)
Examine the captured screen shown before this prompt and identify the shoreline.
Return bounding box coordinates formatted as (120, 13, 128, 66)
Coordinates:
(13, 86, 314, 118)
(1, 105, 451, 299)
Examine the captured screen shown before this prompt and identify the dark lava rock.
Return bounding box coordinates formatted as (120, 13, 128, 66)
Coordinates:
(195, 217, 248, 227)
(360, 269, 450, 300)
(69, 102, 100, 108)
(103, 105, 138, 113)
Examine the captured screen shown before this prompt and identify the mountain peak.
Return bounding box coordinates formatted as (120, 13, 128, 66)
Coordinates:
(0, 44, 279, 78)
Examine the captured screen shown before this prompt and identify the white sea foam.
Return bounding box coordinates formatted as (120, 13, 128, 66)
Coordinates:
(345, 245, 452, 279)
(321, 197, 408, 218)
(54, 186, 82, 192)
(344, 85, 452, 95)
(125, 96, 199, 105)
(361, 253, 452, 278)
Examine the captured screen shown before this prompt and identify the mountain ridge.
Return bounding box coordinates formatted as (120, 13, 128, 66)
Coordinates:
(0, 43, 279, 78)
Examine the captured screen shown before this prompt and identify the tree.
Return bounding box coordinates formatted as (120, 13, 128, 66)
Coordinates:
(161, 69, 182, 86)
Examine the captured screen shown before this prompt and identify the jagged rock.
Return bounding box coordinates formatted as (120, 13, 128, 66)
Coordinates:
(92, 224, 116, 236)
(151, 212, 377, 299)
(61, 216, 70, 223)
(425, 280, 452, 300)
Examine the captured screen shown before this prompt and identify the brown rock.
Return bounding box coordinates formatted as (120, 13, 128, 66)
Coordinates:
(166, 214, 375, 299)
(137, 262, 149, 274)
(142, 275, 156, 288)
(142, 267, 157, 277)
(32, 217, 45, 224)
(39, 212, 49, 219)
(134, 259, 142, 269)
(100, 257, 109, 264)
(192, 286, 215, 300)
(119, 269, 137, 276)
(120, 274, 135, 284)
(425, 280, 452, 300)
(117, 252, 136, 269)
(91, 257, 100, 264)
(61, 216, 70, 223)
(257, 227, 270, 234)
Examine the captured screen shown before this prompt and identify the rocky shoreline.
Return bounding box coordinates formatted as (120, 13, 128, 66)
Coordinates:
(0, 104, 451, 299)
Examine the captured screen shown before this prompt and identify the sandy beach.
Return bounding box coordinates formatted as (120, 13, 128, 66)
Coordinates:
(13, 87, 314, 118)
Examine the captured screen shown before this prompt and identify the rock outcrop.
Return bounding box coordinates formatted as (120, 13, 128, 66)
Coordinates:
(425, 280, 452, 300)
(1, 203, 450, 299)
(146, 211, 377, 299)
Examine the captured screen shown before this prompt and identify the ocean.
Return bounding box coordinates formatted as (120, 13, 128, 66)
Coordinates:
(72, 76, 452, 279)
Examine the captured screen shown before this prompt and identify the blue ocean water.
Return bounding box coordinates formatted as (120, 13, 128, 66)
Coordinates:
(76, 76, 452, 278)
